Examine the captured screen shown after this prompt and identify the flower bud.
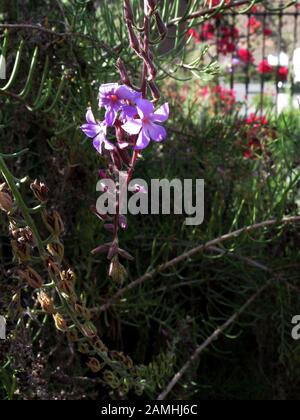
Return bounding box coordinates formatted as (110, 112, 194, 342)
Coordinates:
(127, 22, 140, 53)
(149, 80, 160, 101)
(116, 58, 132, 87)
(30, 179, 49, 203)
(38, 291, 55, 314)
(42, 210, 64, 237)
(53, 313, 67, 332)
(0, 183, 13, 214)
(86, 357, 103, 373)
(18, 267, 43, 289)
(155, 12, 167, 39)
(124, 0, 134, 22)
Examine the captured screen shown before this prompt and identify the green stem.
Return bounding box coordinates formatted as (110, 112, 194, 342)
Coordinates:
(0, 156, 45, 256)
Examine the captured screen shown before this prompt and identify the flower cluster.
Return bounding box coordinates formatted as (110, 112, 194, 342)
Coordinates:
(202, 85, 237, 113)
(81, 83, 169, 152)
(240, 113, 275, 160)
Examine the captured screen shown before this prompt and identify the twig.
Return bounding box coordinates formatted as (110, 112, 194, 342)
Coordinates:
(157, 276, 274, 400)
(0, 23, 117, 57)
(98, 215, 300, 313)
(167, 0, 253, 27)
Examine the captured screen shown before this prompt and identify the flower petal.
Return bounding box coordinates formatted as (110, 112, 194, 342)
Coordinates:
(121, 105, 138, 120)
(116, 85, 141, 102)
(152, 103, 169, 123)
(93, 136, 103, 154)
(99, 83, 119, 96)
(104, 140, 115, 151)
(86, 108, 96, 124)
(105, 108, 118, 126)
(147, 123, 167, 142)
(135, 129, 151, 150)
(136, 99, 154, 119)
(122, 119, 143, 135)
(80, 123, 99, 138)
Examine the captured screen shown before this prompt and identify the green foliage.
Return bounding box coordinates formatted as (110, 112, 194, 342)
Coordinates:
(0, 0, 300, 400)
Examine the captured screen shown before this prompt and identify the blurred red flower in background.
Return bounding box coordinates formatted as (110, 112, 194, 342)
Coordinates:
(187, 28, 200, 43)
(237, 48, 254, 64)
(258, 59, 273, 74)
(263, 28, 272, 36)
(277, 66, 289, 81)
(248, 16, 261, 33)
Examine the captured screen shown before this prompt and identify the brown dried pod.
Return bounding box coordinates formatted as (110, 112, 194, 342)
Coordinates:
(47, 241, 64, 262)
(11, 240, 31, 263)
(60, 268, 76, 285)
(86, 357, 103, 373)
(53, 313, 67, 332)
(30, 179, 49, 203)
(46, 256, 61, 278)
(18, 267, 43, 289)
(37, 291, 55, 314)
(74, 304, 91, 321)
(0, 183, 13, 214)
(109, 259, 127, 284)
(67, 330, 80, 343)
(42, 210, 64, 237)
(92, 337, 109, 353)
(81, 321, 97, 338)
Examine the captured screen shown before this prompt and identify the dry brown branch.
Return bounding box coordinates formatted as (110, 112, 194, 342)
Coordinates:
(157, 276, 274, 400)
(97, 215, 300, 313)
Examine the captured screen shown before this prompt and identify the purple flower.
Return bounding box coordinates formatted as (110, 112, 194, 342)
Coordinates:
(80, 109, 114, 154)
(121, 99, 169, 150)
(99, 83, 141, 126)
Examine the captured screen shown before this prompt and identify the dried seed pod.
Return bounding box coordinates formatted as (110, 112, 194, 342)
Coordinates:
(78, 342, 90, 354)
(92, 337, 108, 353)
(67, 330, 80, 343)
(30, 179, 49, 203)
(46, 257, 61, 278)
(37, 291, 55, 314)
(74, 304, 91, 321)
(53, 313, 67, 332)
(60, 268, 76, 285)
(109, 259, 127, 284)
(18, 267, 43, 288)
(86, 357, 103, 373)
(103, 370, 120, 390)
(57, 278, 74, 297)
(81, 321, 97, 338)
(11, 240, 31, 263)
(0, 183, 13, 214)
(47, 241, 64, 262)
(42, 210, 64, 237)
